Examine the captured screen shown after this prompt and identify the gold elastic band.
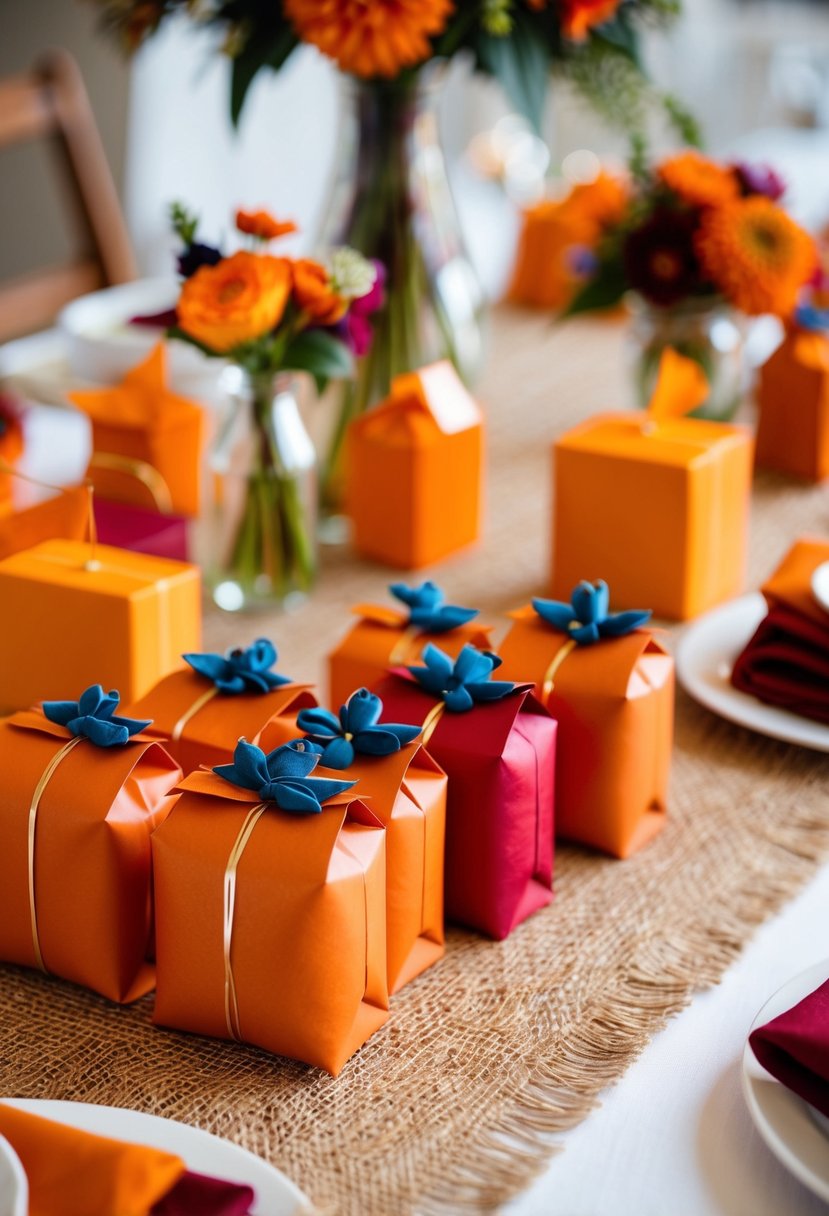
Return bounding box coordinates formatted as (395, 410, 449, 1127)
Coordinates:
(223, 803, 268, 1042)
(389, 625, 423, 667)
(420, 701, 446, 748)
(541, 638, 577, 701)
(88, 453, 174, 515)
(171, 686, 219, 742)
(28, 735, 84, 972)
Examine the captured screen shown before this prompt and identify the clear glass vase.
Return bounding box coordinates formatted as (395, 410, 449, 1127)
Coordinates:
(203, 369, 317, 612)
(625, 295, 747, 422)
(316, 68, 487, 522)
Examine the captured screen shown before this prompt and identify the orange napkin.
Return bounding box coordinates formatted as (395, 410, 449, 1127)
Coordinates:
(0, 1104, 185, 1216)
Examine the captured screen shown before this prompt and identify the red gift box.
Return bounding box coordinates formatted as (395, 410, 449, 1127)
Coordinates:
(94, 498, 190, 562)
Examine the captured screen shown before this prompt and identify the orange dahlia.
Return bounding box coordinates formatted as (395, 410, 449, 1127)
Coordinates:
(658, 152, 738, 209)
(558, 0, 621, 40)
(235, 209, 297, 241)
(695, 197, 817, 317)
(283, 0, 454, 79)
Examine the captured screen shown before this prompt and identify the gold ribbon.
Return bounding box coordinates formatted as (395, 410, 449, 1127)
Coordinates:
(420, 701, 446, 748)
(223, 802, 268, 1042)
(88, 453, 174, 515)
(541, 638, 577, 702)
(28, 735, 84, 972)
(171, 686, 219, 742)
(389, 625, 424, 667)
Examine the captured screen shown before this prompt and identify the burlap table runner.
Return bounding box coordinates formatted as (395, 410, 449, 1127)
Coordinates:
(2, 309, 828, 1214)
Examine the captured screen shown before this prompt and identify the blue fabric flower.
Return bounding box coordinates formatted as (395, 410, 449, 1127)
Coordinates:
(408, 644, 515, 713)
(532, 581, 651, 646)
(297, 688, 421, 769)
(42, 685, 151, 748)
(795, 303, 829, 333)
(214, 739, 355, 814)
(390, 582, 479, 634)
(183, 639, 291, 694)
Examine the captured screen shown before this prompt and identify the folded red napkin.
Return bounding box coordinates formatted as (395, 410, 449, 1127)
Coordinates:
(749, 978, 829, 1117)
(151, 1168, 255, 1216)
(731, 536, 829, 724)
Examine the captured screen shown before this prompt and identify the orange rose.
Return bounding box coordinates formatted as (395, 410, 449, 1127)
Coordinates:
(235, 209, 298, 241)
(291, 258, 348, 325)
(177, 252, 291, 353)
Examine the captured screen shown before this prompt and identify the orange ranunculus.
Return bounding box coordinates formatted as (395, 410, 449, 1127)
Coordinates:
(558, 0, 621, 39)
(177, 251, 291, 353)
(235, 208, 298, 241)
(695, 197, 818, 317)
(292, 258, 348, 325)
(658, 151, 739, 209)
(283, 0, 453, 78)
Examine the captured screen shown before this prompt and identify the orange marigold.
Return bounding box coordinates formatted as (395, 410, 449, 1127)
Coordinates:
(695, 197, 817, 317)
(558, 0, 621, 40)
(235, 209, 297, 241)
(658, 152, 738, 209)
(177, 252, 291, 352)
(283, 0, 453, 78)
(292, 258, 348, 325)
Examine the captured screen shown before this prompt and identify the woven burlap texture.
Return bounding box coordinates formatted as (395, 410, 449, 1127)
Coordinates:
(1, 310, 828, 1215)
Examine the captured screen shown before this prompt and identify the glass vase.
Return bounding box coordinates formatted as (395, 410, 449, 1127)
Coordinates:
(316, 68, 487, 523)
(204, 369, 317, 612)
(625, 295, 747, 422)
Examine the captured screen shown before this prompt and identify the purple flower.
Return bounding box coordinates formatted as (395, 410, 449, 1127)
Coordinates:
(733, 162, 786, 202)
(177, 242, 222, 278)
(338, 260, 386, 356)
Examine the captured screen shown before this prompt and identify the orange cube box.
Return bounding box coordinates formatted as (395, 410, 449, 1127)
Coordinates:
(0, 485, 89, 560)
(328, 582, 492, 709)
(0, 539, 201, 711)
(346, 361, 484, 569)
(756, 328, 829, 482)
(552, 414, 753, 620)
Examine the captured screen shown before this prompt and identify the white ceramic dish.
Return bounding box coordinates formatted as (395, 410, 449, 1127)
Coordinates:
(0, 1135, 27, 1216)
(675, 593, 829, 753)
(742, 959, 829, 1203)
(811, 561, 829, 616)
(0, 1098, 307, 1215)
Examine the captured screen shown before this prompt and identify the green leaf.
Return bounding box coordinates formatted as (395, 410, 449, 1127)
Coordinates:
(166, 325, 221, 358)
(230, 27, 298, 128)
(591, 12, 643, 70)
(474, 12, 550, 133)
(281, 329, 354, 395)
(561, 262, 627, 319)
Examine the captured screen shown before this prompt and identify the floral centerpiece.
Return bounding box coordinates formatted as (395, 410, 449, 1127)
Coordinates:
(167, 204, 379, 608)
(555, 151, 818, 418)
(89, 0, 689, 515)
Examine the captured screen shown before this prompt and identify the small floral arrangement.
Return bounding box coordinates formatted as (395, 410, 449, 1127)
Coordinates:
(168, 204, 382, 391)
(561, 151, 817, 319)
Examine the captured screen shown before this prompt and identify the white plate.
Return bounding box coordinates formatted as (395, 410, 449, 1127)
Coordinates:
(675, 593, 829, 753)
(742, 959, 829, 1203)
(811, 562, 829, 616)
(0, 1135, 27, 1216)
(0, 1098, 307, 1215)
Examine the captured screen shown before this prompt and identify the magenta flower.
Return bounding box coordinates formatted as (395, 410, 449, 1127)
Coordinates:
(340, 260, 385, 356)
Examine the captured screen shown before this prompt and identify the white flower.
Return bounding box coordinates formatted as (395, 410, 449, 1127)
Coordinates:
(327, 247, 376, 300)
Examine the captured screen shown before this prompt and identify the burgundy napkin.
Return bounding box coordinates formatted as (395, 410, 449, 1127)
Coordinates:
(151, 1168, 255, 1215)
(731, 537, 829, 724)
(94, 497, 190, 562)
(749, 978, 829, 1117)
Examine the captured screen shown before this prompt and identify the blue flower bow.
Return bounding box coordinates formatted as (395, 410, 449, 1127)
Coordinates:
(408, 643, 515, 713)
(297, 688, 421, 770)
(183, 639, 291, 694)
(42, 685, 151, 748)
(214, 739, 355, 814)
(795, 302, 829, 333)
(390, 582, 478, 633)
(532, 581, 651, 646)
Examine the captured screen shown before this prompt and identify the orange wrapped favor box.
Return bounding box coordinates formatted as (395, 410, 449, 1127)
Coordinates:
(69, 343, 205, 517)
(264, 688, 447, 993)
(346, 361, 484, 568)
(152, 740, 388, 1076)
(128, 639, 317, 774)
(552, 350, 753, 619)
(0, 539, 201, 712)
(498, 582, 674, 857)
(0, 687, 181, 1002)
(756, 325, 829, 482)
(0, 483, 89, 559)
(328, 580, 492, 709)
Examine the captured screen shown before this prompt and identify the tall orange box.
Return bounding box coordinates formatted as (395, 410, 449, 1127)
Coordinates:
(756, 328, 829, 482)
(552, 414, 753, 620)
(346, 361, 484, 569)
(0, 539, 201, 710)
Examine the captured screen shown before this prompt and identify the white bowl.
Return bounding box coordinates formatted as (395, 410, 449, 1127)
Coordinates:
(0, 1135, 27, 1216)
(58, 278, 227, 404)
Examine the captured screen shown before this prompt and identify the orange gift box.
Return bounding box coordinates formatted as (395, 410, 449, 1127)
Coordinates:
(0, 484, 89, 559)
(261, 708, 446, 993)
(68, 344, 205, 517)
(756, 327, 829, 482)
(328, 581, 492, 709)
(345, 361, 484, 569)
(498, 595, 674, 858)
(152, 745, 388, 1076)
(128, 642, 317, 774)
(0, 539, 201, 712)
(0, 702, 181, 1002)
